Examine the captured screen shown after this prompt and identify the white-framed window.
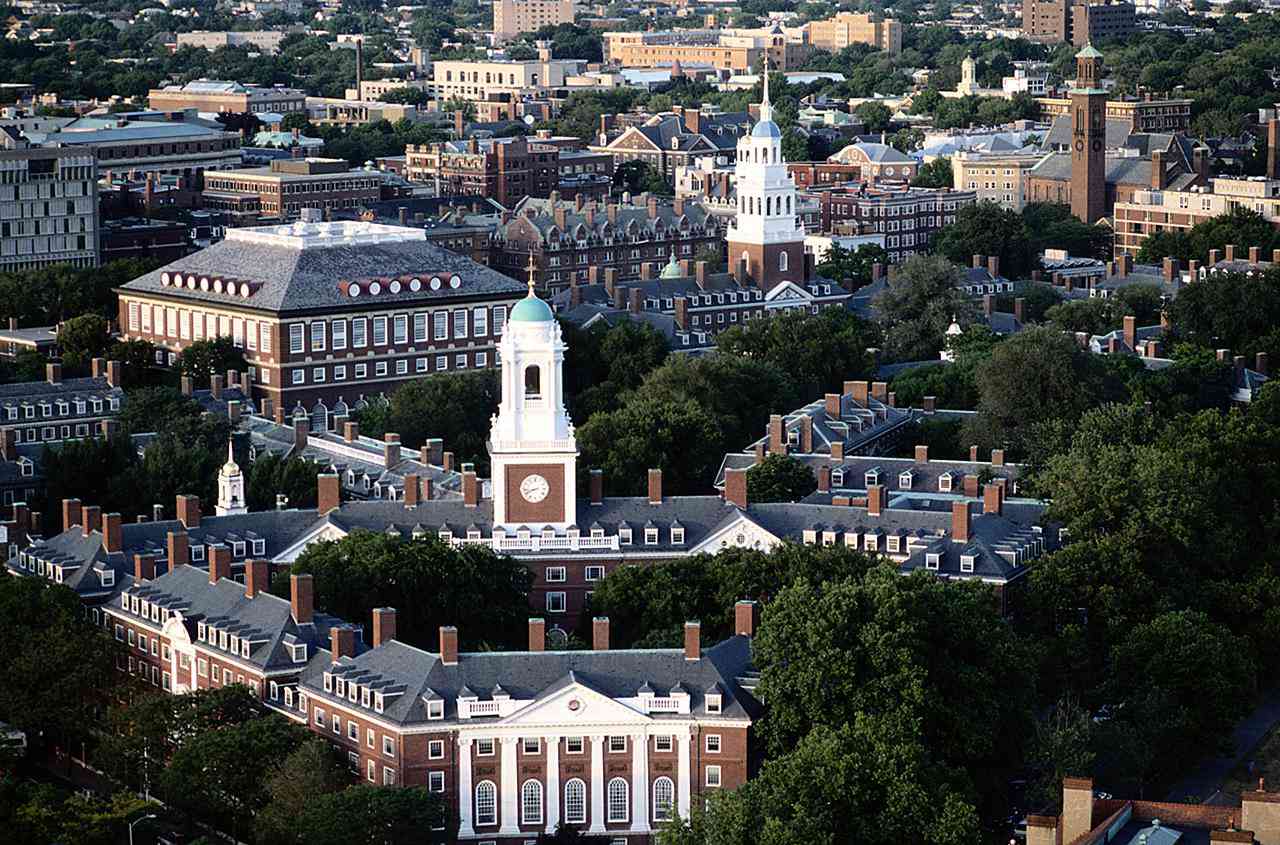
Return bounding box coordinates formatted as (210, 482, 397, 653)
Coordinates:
(608, 735, 626, 753)
(706, 765, 722, 787)
(429, 770, 445, 792)
(521, 779, 543, 825)
(522, 737, 539, 754)
(654, 735, 673, 753)
(473, 306, 488, 336)
(427, 699, 444, 719)
(413, 313, 427, 342)
(546, 592, 566, 613)
(310, 321, 325, 351)
(375, 361, 388, 376)
(428, 740, 444, 760)
(289, 324, 304, 353)
(373, 316, 388, 346)
(475, 780, 498, 826)
(393, 314, 408, 344)
(585, 565, 604, 581)
(545, 566, 566, 583)
(706, 694, 722, 714)
(493, 305, 507, 333)
(433, 311, 448, 340)
(352, 317, 368, 347)
(706, 734, 721, 753)
(332, 319, 347, 350)
(476, 738, 495, 756)
(653, 776, 675, 822)
(292, 370, 305, 385)
(565, 736, 584, 754)
(367, 758, 376, 782)
(564, 778, 586, 824)
(607, 777, 629, 823)
(453, 310, 468, 338)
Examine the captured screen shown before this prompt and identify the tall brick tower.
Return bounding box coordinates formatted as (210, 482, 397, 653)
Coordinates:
(1070, 42, 1107, 225)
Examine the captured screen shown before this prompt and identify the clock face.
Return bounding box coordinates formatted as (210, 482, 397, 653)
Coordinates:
(520, 474, 550, 503)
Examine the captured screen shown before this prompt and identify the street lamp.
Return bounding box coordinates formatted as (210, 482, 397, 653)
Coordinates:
(128, 814, 157, 845)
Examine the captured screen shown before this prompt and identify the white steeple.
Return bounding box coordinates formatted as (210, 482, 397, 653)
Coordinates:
(216, 438, 247, 516)
(488, 256, 578, 529)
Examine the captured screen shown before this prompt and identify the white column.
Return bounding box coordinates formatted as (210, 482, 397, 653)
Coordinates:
(458, 737, 475, 838)
(677, 731, 691, 819)
(499, 736, 520, 835)
(588, 735, 606, 833)
(545, 735, 560, 833)
(631, 732, 650, 833)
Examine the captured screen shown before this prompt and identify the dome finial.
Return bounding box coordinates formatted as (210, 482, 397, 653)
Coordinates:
(760, 55, 772, 122)
(525, 248, 537, 297)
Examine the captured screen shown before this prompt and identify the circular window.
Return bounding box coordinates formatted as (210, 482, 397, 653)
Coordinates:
(348, 284, 361, 298)
(201, 278, 211, 291)
(409, 278, 422, 292)
(369, 281, 382, 295)
(430, 276, 442, 290)
(886, 166, 895, 175)
(389, 280, 401, 293)
(187, 275, 198, 286)
(213, 279, 224, 293)
(241, 284, 251, 298)
(160, 272, 170, 285)
(449, 275, 462, 289)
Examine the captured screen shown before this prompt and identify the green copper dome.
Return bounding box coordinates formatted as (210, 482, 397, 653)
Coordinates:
(511, 292, 555, 322)
(660, 254, 683, 279)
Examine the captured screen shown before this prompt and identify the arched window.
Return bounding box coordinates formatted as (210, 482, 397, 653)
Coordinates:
(607, 777, 629, 822)
(779, 251, 789, 272)
(475, 780, 497, 826)
(564, 778, 587, 824)
(786, 195, 791, 214)
(653, 776, 675, 822)
(521, 779, 543, 825)
(524, 365, 541, 398)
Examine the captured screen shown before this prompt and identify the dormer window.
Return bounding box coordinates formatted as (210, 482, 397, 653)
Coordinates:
(938, 474, 953, 493)
(644, 527, 658, 545)
(960, 554, 975, 573)
(427, 699, 444, 719)
(706, 694, 722, 714)
(252, 539, 265, 555)
(898, 470, 914, 489)
(241, 641, 250, 658)
(619, 526, 632, 545)
(191, 545, 205, 563)
(374, 694, 384, 714)
(671, 527, 684, 545)
(323, 673, 333, 692)
(290, 643, 307, 663)
(830, 468, 844, 487)
(926, 553, 941, 570)
(335, 679, 345, 697)
(865, 468, 881, 486)
(231, 541, 246, 558)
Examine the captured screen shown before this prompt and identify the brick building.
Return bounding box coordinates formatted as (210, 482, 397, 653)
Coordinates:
(0, 358, 124, 448)
(116, 213, 526, 411)
(43, 115, 242, 188)
(147, 80, 307, 115)
(1035, 95, 1193, 134)
(490, 193, 721, 295)
(591, 108, 750, 187)
(405, 136, 564, 208)
(807, 185, 977, 265)
(824, 142, 919, 183)
(201, 158, 391, 225)
(1022, 0, 1135, 46)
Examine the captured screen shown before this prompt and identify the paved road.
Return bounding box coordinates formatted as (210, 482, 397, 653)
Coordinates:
(1164, 687, 1280, 804)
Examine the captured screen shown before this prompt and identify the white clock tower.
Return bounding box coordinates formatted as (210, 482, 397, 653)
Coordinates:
(489, 257, 578, 529)
(216, 439, 247, 516)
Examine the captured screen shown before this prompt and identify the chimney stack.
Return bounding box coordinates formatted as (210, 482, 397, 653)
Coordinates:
(81, 505, 100, 539)
(317, 473, 341, 514)
(208, 544, 231, 584)
(245, 559, 270, 598)
(867, 484, 884, 517)
(983, 482, 1003, 516)
(167, 530, 188, 568)
(462, 467, 478, 507)
(330, 626, 356, 663)
(951, 501, 971, 543)
(724, 467, 748, 509)
(593, 616, 610, 650)
(734, 600, 759, 637)
(134, 553, 156, 582)
(176, 494, 200, 528)
(684, 621, 701, 660)
(62, 498, 81, 533)
(46, 362, 60, 384)
(102, 512, 122, 554)
(344, 421, 359, 442)
(373, 607, 397, 647)
(439, 626, 458, 665)
(648, 468, 662, 504)
(528, 618, 546, 652)
(291, 573, 314, 624)
(589, 468, 603, 505)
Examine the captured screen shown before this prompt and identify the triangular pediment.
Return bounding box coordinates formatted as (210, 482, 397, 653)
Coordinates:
(688, 509, 782, 555)
(498, 673, 651, 727)
(764, 281, 813, 303)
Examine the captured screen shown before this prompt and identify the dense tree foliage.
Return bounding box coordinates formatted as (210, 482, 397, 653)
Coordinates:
(561, 319, 670, 421)
(715, 306, 879, 398)
(1136, 209, 1280, 265)
(353, 371, 499, 474)
(283, 531, 535, 650)
(746, 454, 817, 503)
(814, 243, 889, 291)
(873, 254, 976, 362)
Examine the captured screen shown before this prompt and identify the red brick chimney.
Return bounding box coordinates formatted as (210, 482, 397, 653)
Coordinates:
(403, 473, 419, 507)
(46, 362, 61, 384)
(134, 553, 156, 582)
(817, 465, 831, 493)
(952, 501, 971, 543)
(914, 445, 928, 464)
(684, 621, 701, 660)
(735, 600, 759, 637)
(344, 421, 359, 442)
(102, 512, 122, 554)
(462, 469, 478, 507)
(80, 505, 100, 539)
(245, 559, 270, 598)
(294, 416, 309, 449)
(724, 467, 748, 509)
(106, 360, 121, 388)
(291, 573, 314, 624)
(440, 625, 458, 665)
(175, 494, 200, 529)
(528, 618, 545, 652)
(372, 607, 396, 647)
(208, 544, 231, 584)
(167, 530, 188, 568)
(62, 498, 81, 533)
(317, 473, 341, 514)
(867, 484, 884, 517)
(991, 449, 1005, 467)
(983, 483, 1003, 516)
(1123, 315, 1136, 350)
(593, 616, 610, 650)
(330, 626, 356, 662)
(825, 393, 841, 417)
(210, 373, 223, 400)
(384, 433, 401, 466)
(589, 468, 603, 505)
(648, 468, 662, 504)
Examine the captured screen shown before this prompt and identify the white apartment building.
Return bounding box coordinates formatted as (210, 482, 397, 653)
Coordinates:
(0, 134, 98, 271)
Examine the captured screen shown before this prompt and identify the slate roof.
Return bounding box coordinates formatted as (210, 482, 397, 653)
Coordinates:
(114, 564, 343, 673)
(829, 142, 914, 164)
(299, 634, 758, 727)
(715, 452, 1024, 497)
(739, 393, 916, 459)
(497, 195, 716, 245)
(119, 222, 525, 315)
(0, 375, 121, 403)
(1029, 152, 1197, 189)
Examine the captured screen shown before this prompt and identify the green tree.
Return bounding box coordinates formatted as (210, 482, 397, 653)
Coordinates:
(561, 319, 669, 421)
(107, 338, 158, 387)
(56, 313, 111, 373)
(245, 452, 325, 511)
(715, 306, 879, 398)
(355, 371, 499, 474)
(854, 101, 892, 133)
(890, 325, 1001, 410)
(176, 336, 247, 388)
(911, 157, 952, 188)
(614, 159, 671, 195)
(577, 394, 723, 496)
(933, 201, 1034, 279)
(256, 739, 350, 845)
(814, 243, 889, 291)
(1025, 697, 1096, 811)
(746, 454, 817, 503)
(1165, 265, 1280, 360)
(442, 95, 477, 123)
(284, 532, 535, 650)
(295, 785, 454, 845)
(872, 254, 976, 362)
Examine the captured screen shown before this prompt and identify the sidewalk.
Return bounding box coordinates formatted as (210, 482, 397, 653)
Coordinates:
(1164, 687, 1280, 805)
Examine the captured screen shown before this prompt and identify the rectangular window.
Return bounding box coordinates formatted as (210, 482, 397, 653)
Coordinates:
(367, 728, 375, 749)
(608, 735, 627, 753)
(706, 765, 722, 787)
(433, 311, 448, 340)
(383, 736, 395, 757)
(545, 566, 566, 583)
(492, 305, 507, 334)
(375, 361, 388, 377)
(373, 317, 387, 346)
(393, 314, 408, 344)
(428, 740, 445, 760)
(429, 771, 444, 792)
(522, 737, 539, 754)
(334, 365, 347, 381)
(706, 734, 721, 753)
(452, 310, 468, 338)
(413, 313, 427, 342)
(352, 318, 368, 348)
(655, 735, 673, 752)
(566, 736, 584, 754)
(473, 306, 488, 336)
(476, 738, 495, 756)
(546, 592, 566, 613)
(332, 319, 347, 350)
(289, 324, 304, 353)
(260, 323, 272, 353)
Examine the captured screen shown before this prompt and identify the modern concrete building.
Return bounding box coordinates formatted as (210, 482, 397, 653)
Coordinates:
(429, 56, 581, 100)
(493, 0, 575, 42)
(147, 81, 307, 115)
(0, 129, 98, 271)
(174, 30, 291, 53)
(800, 12, 902, 56)
(1112, 178, 1280, 258)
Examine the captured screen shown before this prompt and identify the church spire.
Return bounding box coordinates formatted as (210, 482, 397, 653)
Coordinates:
(759, 57, 772, 124)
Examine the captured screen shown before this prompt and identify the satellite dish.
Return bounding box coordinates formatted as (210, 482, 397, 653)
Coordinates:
(523, 114, 536, 125)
